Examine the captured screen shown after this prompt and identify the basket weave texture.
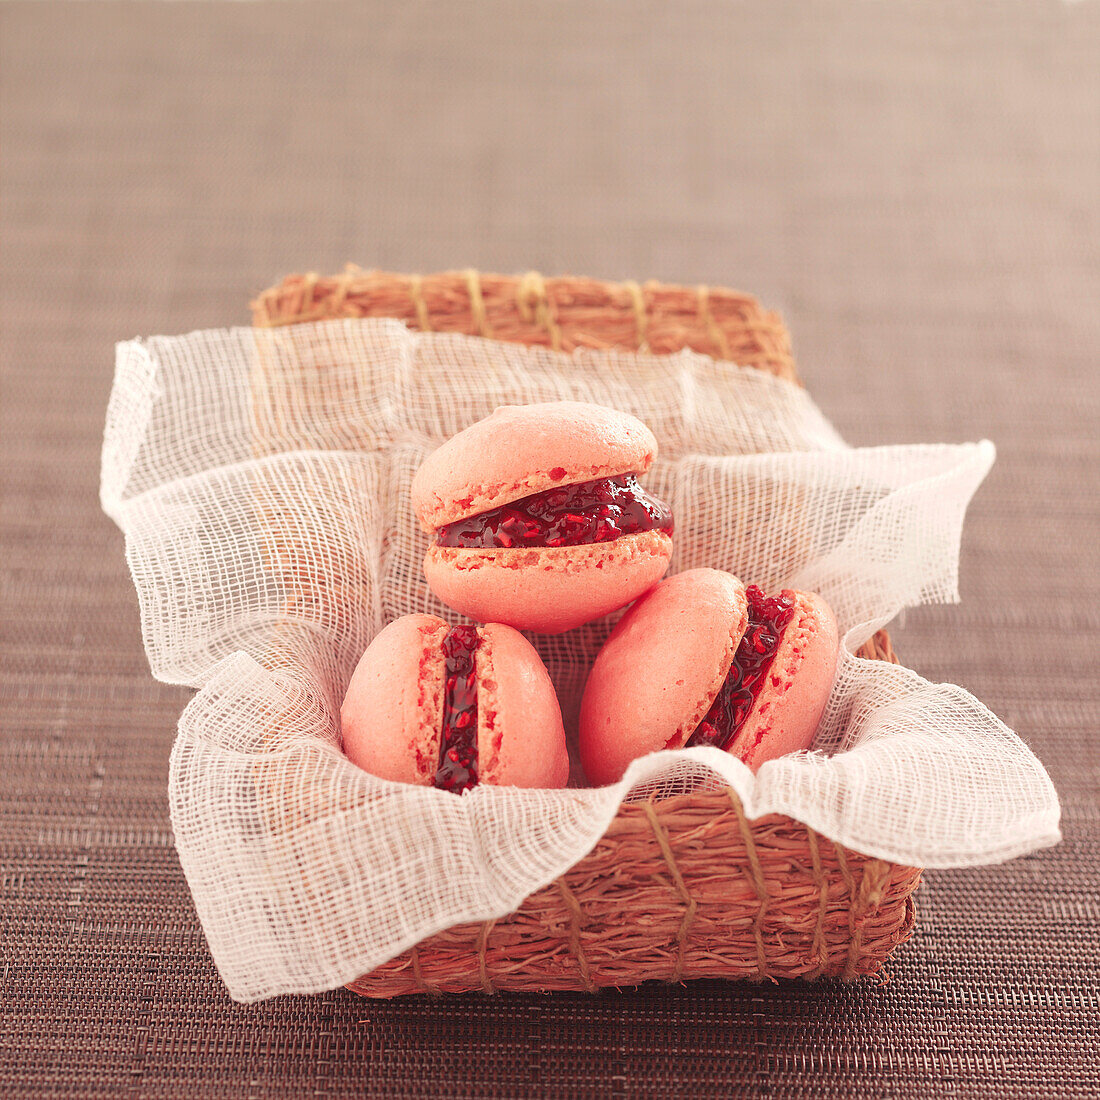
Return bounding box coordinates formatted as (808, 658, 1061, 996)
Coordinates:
(251, 267, 920, 996)
(252, 266, 797, 382)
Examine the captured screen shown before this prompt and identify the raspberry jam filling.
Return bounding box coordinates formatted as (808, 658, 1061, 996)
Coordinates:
(685, 586, 797, 753)
(433, 474, 673, 549)
(434, 625, 480, 793)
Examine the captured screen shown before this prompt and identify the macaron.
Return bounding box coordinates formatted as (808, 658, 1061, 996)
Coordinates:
(341, 614, 569, 791)
(579, 569, 839, 785)
(410, 402, 674, 634)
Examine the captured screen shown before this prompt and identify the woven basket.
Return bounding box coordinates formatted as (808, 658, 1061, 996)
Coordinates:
(251, 267, 921, 997)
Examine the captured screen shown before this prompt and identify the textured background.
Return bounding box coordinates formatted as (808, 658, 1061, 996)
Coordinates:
(1, 2, 1097, 1097)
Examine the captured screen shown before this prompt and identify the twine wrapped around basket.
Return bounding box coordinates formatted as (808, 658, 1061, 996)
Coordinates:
(252, 266, 797, 382)
(250, 267, 921, 996)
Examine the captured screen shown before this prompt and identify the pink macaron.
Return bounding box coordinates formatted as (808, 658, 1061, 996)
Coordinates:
(579, 569, 839, 785)
(341, 614, 569, 791)
(410, 402, 674, 634)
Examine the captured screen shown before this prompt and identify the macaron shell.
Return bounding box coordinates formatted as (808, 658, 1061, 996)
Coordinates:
(579, 569, 747, 786)
(424, 530, 674, 634)
(411, 402, 659, 531)
(340, 614, 447, 784)
(476, 623, 569, 788)
(731, 590, 839, 771)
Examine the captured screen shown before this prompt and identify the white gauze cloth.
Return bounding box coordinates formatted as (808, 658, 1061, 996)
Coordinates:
(100, 319, 1060, 1003)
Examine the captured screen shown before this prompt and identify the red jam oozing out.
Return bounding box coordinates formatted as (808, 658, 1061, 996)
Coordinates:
(685, 586, 796, 753)
(433, 474, 673, 549)
(434, 625, 480, 793)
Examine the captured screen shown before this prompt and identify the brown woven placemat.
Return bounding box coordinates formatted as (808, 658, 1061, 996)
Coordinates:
(2, 2, 1097, 1097)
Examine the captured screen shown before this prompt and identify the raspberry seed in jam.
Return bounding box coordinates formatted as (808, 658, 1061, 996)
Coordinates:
(434, 625, 480, 793)
(434, 474, 672, 550)
(685, 586, 796, 753)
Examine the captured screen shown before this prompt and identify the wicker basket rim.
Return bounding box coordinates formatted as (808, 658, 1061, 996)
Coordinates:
(251, 265, 800, 384)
